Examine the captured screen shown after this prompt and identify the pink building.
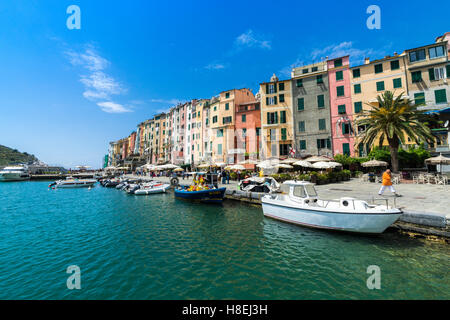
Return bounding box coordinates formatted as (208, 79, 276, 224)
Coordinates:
(327, 56, 355, 156)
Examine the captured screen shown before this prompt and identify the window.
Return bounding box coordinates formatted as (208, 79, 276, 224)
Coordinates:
(317, 138, 330, 149)
(267, 112, 278, 124)
(223, 116, 232, 124)
(354, 101, 363, 113)
(279, 94, 285, 103)
(217, 144, 222, 155)
(336, 70, 343, 81)
(435, 89, 447, 104)
(342, 143, 350, 156)
(409, 49, 426, 62)
(281, 128, 287, 141)
(393, 78, 402, 88)
(337, 86, 344, 97)
(414, 92, 425, 106)
(279, 144, 290, 156)
(311, 66, 318, 72)
(266, 83, 276, 94)
(338, 104, 346, 114)
(299, 140, 306, 150)
(374, 63, 383, 74)
(411, 71, 422, 83)
(334, 59, 342, 67)
(297, 98, 304, 111)
(342, 123, 351, 135)
(447, 65, 450, 78)
(429, 46, 445, 59)
(225, 103, 229, 110)
(317, 95, 325, 108)
(212, 115, 218, 123)
(318, 119, 326, 130)
(256, 127, 261, 136)
(280, 111, 286, 123)
(298, 121, 305, 132)
(214, 106, 217, 111)
(266, 96, 277, 105)
(270, 129, 276, 141)
(352, 68, 360, 78)
(296, 79, 303, 87)
(242, 128, 247, 138)
(317, 75, 323, 84)
(225, 92, 230, 98)
(429, 67, 446, 81)
(302, 68, 308, 74)
(241, 114, 246, 122)
(279, 82, 285, 91)
(376, 81, 385, 91)
(354, 84, 361, 94)
(390, 60, 400, 70)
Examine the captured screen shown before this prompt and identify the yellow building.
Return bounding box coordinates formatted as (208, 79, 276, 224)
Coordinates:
(350, 54, 411, 155)
(259, 74, 294, 159)
(210, 88, 255, 164)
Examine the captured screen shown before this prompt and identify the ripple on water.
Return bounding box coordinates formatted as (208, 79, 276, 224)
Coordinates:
(0, 181, 449, 299)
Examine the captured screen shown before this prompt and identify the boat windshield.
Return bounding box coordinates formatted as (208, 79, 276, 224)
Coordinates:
(305, 184, 317, 197)
(293, 186, 306, 198)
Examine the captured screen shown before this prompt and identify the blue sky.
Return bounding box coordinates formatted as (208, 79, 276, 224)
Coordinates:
(0, 0, 448, 168)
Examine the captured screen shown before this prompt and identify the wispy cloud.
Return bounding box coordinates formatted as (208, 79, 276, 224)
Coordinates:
(150, 98, 184, 105)
(97, 102, 132, 113)
(204, 62, 226, 70)
(234, 30, 271, 50)
(66, 46, 131, 113)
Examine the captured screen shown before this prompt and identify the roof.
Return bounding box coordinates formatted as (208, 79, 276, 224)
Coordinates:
(404, 40, 448, 52)
(282, 180, 313, 186)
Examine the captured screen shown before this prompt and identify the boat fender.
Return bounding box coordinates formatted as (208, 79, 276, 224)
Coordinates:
(342, 200, 349, 206)
(170, 177, 179, 186)
(305, 199, 309, 204)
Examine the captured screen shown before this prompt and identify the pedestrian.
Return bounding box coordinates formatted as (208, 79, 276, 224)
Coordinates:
(378, 169, 400, 196)
(226, 170, 230, 184)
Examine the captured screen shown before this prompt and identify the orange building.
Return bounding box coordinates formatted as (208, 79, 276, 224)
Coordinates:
(234, 100, 261, 168)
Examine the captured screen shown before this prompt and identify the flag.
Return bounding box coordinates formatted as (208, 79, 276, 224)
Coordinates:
(289, 146, 295, 157)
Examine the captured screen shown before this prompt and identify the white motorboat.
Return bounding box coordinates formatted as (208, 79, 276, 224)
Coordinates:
(134, 182, 171, 195)
(0, 165, 30, 181)
(49, 177, 97, 189)
(261, 181, 402, 234)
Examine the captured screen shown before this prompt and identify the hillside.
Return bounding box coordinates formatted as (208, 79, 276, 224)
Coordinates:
(0, 145, 38, 166)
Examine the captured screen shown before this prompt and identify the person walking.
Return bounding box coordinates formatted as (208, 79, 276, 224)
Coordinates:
(226, 170, 230, 184)
(378, 169, 400, 196)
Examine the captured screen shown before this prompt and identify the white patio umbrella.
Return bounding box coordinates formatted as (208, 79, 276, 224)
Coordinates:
(214, 162, 226, 167)
(238, 159, 258, 165)
(327, 161, 343, 168)
(173, 167, 184, 172)
(277, 164, 293, 169)
(230, 164, 246, 171)
(305, 156, 332, 163)
(361, 159, 389, 167)
(197, 163, 212, 168)
(425, 153, 450, 174)
(280, 158, 299, 164)
(161, 164, 180, 169)
(293, 160, 312, 167)
(312, 161, 333, 169)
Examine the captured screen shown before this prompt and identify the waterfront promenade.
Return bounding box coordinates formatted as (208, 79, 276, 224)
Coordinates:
(125, 174, 450, 238)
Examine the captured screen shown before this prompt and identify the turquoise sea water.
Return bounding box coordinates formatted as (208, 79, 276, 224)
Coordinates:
(0, 181, 448, 300)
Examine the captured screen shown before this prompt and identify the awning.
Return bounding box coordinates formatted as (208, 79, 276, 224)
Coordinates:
(425, 107, 450, 114)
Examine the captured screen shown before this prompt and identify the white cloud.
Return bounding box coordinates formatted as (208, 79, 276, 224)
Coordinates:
(66, 46, 130, 113)
(97, 102, 132, 113)
(150, 98, 183, 105)
(235, 30, 271, 50)
(204, 63, 226, 70)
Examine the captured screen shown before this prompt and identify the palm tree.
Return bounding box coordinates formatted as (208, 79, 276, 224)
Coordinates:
(354, 91, 434, 172)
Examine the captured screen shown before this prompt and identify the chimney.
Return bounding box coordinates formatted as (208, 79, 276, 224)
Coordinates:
(364, 57, 370, 64)
(394, 52, 398, 56)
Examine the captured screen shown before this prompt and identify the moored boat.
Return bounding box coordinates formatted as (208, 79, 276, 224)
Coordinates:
(174, 185, 226, 204)
(0, 165, 30, 182)
(261, 180, 402, 234)
(134, 182, 171, 195)
(49, 178, 97, 189)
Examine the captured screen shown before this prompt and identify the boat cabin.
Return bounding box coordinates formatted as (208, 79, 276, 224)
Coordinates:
(280, 181, 319, 205)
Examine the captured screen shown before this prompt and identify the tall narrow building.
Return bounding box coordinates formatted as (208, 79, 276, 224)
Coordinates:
(291, 63, 332, 158)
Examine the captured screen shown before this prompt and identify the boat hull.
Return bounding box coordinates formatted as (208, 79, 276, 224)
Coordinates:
(54, 180, 97, 188)
(174, 187, 226, 204)
(134, 184, 170, 195)
(262, 201, 402, 234)
(0, 173, 30, 182)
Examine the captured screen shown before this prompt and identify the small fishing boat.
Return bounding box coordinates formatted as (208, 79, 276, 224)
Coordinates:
(174, 185, 226, 204)
(49, 178, 97, 189)
(261, 181, 402, 234)
(134, 182, 171, 195)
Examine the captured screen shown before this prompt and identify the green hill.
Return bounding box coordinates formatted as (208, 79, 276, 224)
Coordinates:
(0, 145, 38, 166)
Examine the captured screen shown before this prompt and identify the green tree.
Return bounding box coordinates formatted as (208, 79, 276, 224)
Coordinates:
(354, 91, 434, 172)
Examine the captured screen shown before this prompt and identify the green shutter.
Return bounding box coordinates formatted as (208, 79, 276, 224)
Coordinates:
(279, 82, 285, 91)
(336, 70, 343, 81)
(334, 59, 342, 67)
(390, 60, 400, 70)
(317, 95, 325, 108)
(337, 86, 344, 96)
(376, 81, 385, 91)
(338, 104, 346, 114)
(267, 112, 270, 124)
(280, 111, 286, 123)
(435, 89, 447, 104)
(274, 84, 277, 93)
(375, 64, 383, 74)
(352, 68, 360, 78)
(316, 139, 321, 149)
(297, 98, 304, 111)
(354, 102, 362, 113)
(343, 143, 350, 156)
(281, 128, 287, 141)
(298, 121, 305, 132)
(414, 92, 425, 106)
(354, 84, 361, 94)
(296, 79, 303, 87)
(317, 75, 323, 84)
(319, 119, 326, 130)
(242, 114, 246, 122)
(393, 78, 402, 88)
(446, 65, 450, 78)
(274, 112, 278, 124)
(326, 138, 331, 149)
(428, 68, 435, 81)
(266, 84, 269, 94)
(412, 71, 422, 83)
(279, 94, 285, 103)
(300, 140, 306, 150)
(274, 96, 277, 104)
